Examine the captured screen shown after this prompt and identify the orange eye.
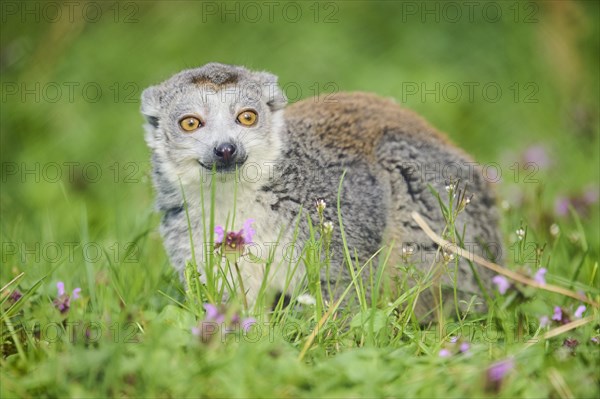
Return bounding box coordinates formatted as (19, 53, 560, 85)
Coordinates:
(179, 116, 202, 132)
(236, 110, 258, 126)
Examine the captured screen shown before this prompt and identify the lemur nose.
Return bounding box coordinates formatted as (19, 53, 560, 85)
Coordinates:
(214, 143, 237, 162)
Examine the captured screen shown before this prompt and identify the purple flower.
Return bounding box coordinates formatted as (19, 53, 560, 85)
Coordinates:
(226, 314, 256, 334)
(204, 303, 219, 319)
(492, 275, 510, 295)
(487, 358, 514, 381)
(241, 317, 256, 332)
(459, 342, 470, 353)
(8, 289, 22, 302)
(552, 306, 563, 321)
(203, 303, 225, 324)
(191, 326, 201, 336)
(555, 187, 599, 217)
(486, 358, 515, 391)
(550, 306, 571, 325)
(215, 219, 255, 254)
(554, 197, 570, 217)
(563, 337, 579, 351)
(522, 145, 550, 170)
(574, 305, 586, 318)
(57, 281, 65, 296)
(215, 226, 225, 243)
(193, 303, 256, 343)
(53, 281, 81, 314)
(438, 348, 451, 357)
(563, 337, 579, 356)
(539, 316, 550, 328)
(534, 268, 547, 285)
(583, 186, 599, 205)
(591, 337, 599, 344)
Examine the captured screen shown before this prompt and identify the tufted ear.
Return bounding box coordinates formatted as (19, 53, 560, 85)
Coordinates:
(257, 72, 287, 111)
(140, 85, 162, 128)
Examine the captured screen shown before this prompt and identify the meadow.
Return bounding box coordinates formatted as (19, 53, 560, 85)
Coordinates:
(1, 1, 599, 398)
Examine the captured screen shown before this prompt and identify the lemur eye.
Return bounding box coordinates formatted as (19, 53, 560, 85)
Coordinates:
(179, 116, 202, 132)
(236, 110, 258, 126)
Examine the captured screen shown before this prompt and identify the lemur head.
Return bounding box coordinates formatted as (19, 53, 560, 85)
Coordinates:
(141, 63, 287, 186)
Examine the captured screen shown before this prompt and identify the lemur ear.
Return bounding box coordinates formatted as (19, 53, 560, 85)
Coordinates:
(257, 72, 287, 111)
(141, 86, 161, 128)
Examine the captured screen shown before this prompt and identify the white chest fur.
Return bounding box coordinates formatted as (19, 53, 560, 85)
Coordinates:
(181, 179, 305, 307)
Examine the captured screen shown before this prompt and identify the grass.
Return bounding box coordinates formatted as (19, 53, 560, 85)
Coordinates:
(1, 1, 599, 398)
(1, 172, 598, 399)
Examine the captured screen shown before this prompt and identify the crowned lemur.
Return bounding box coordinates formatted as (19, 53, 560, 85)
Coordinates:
(141, 63, 504, 319)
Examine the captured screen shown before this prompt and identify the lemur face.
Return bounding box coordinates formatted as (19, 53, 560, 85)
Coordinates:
(141, 63, 287, 186)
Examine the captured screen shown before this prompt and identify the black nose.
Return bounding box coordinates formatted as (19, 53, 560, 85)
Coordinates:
(214, 143, 236, 163)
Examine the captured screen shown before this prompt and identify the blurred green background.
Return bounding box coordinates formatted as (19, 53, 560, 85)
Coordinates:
(1, 2, 599, 397)
(1, 0, 599, 282)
